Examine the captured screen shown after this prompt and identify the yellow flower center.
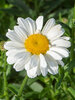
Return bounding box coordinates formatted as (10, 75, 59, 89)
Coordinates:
(24, 34, 49, 55)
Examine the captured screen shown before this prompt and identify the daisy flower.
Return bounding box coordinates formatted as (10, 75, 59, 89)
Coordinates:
(4, 16, 71, 78)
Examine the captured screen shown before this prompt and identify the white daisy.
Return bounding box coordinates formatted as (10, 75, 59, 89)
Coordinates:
(4, 16, 71, 78)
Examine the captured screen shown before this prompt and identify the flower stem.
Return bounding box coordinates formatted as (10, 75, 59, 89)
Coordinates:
(18, 75, 28, 97)
(3, 53, 9, 100)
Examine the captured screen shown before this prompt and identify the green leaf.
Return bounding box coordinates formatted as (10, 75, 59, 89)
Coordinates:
(65, 60, 75, 71)
(12, 96, 25, 100)
(44, 0, 65, 15)
(68, 87, 75, 98)
(0, 77, 4, 95)
(23, 92, 37, 98)
(30, 82, 43, 93)
(0, 95, 5, 99)
(0, 8, 23, 16)
(55, 67, 64, 89)
(73, 4, 75, 19)
(8, 84, 20, 95)
(27, 77, 38, 86)
(11, 96, 20, 100)
(7, 0, 31, 14)
(0, 67, 4, 72)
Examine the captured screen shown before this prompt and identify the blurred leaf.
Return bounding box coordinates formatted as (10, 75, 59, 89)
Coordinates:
(0, 0, 5, 7)
(0, 8, 23, 16)
(11, 96, 20, 100)
(39, 86, 52, 99)
(55, 67, 64, 89)
(0, 95, 5, 99)
(8, 84, 20, 95)
(30, 82, 43, 93)
(7, 0, 31, 14)
(44, 0, 65, 15)
(0, 77, 3, 95)
(27, 77, 38, 85)
(12, 96, 24, 100)
(23, 92, 37, 98)
(68, 87, 75, 98)
(65, 60, 75, 71)
(0, 67, 4, 72)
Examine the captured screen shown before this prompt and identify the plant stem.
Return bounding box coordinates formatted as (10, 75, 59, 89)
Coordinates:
(18, 75, 28, 97)
(3, 53, 9, 100)
(70, 5, 75, 61)
(59, 13, 62, 22)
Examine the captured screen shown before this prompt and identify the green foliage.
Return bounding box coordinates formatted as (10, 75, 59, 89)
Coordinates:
(0, 0, 75, 100)
(30, 82, 43, 92)
(68, 87, 75, 98)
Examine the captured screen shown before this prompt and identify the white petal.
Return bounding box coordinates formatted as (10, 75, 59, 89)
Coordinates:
(13, 53, 31, 71)
(4, 41, 24, 50)
(39, 54, 47, 68)
(27, 67, 37, 78)
(6, 29, 23, 43)
(36, 16, 43, 31)
(25, 55, 39, 78)
(57, 60, 64, 66)
(30, 55, 39, 69)
(13, 59, 25, 71)
(48, 66, 58, 75)
(25, 55, 40, 74)
(17, 17, 36, 35)
(39, 54, 47, 76)
(42, 18, 55, 35)
(7, 56, 16, 64)
(6, 49, 26, 64)
(17, 17, 29, 35)
(45, 54, 58, 75)
(52, 38, 71, 48)
(24, 60, 30, 70)
(47, 50, 62, 60)
(6, 49, 26, 56)
(50, 47, 69, 58)
(14, 52, 31, 62)
(25, 55, 39, 70)
(47, 25, 64, 41)
(37, 66, 41, 76)
(61, 36, 70, 40)
(26, 17, 36, 34)
(14, 26, 27, 42)
(40, 66, 48, 76)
